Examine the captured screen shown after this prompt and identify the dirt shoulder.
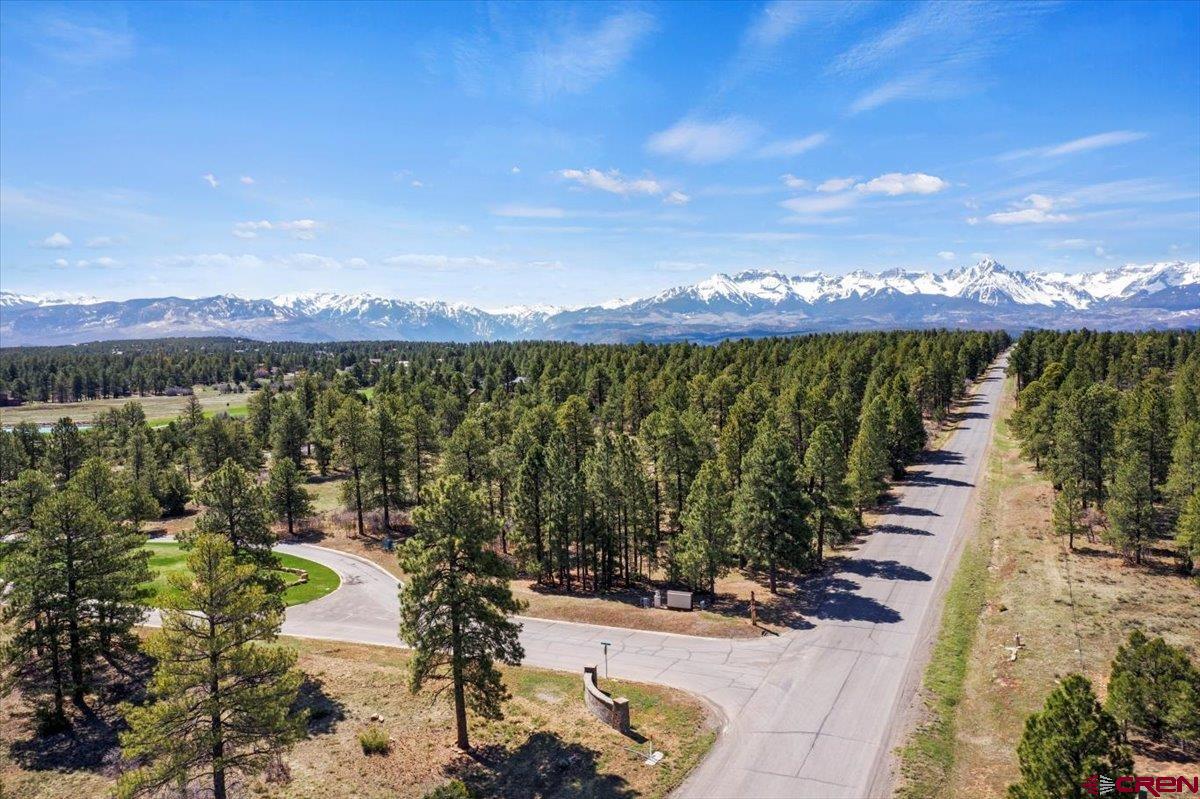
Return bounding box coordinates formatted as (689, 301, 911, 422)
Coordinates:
(897, 376, 1200, 799)
(1, 637, 716, 799)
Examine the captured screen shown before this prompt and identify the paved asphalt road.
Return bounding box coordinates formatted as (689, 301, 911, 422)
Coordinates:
(169, 356, 1006, 799)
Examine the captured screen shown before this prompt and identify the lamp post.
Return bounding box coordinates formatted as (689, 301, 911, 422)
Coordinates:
(600, 641, 611, 679)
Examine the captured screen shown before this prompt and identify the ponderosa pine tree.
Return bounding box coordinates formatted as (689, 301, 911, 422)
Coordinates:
(267, 457, 314, 537)
(398, 476, 524, 751)
(885, 384, 926, 479)
(0, 468, 52, 537)
(270, 393, 308, 469)
(1106, 435, 1157, 565)
(1105, 629, 1200, 742)
(190, 458, 275, 567)
(732, 411, 812, 593)
(1177, 488, 1200, 573)
(846, 395, 891, 517)
(804, 422, 851, 564)
(44, 418, 86, 486)
(1166, 419, 1200, 506)
(1052, 475, 1088, 551)
(333, 395, 371, 537)
(513, 440, 549, 581)
(677, 460, 731, 593)
(117, 534, 305, 799)
(367, 393, 405, 531)
(1007, 674, 1131, 799)
(1, 491, 148, 723)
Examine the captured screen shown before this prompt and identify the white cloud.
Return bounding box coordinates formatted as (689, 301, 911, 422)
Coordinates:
(232, 219, 321, 240)
(655, 260, 708, 272)
(383, 253, 499, 269)
(938, 251, 956, 261)
(525, 10, 656, 99)
(34, 15, 134, 65)
(817, 177, 858, 193)
(646, 117, 758, 163)
(239, 175, 255, 185)
(70, 256, 119, 268)
(856, 172, 948, 196)
(781, 174, 809, 190)
(1036, 128, 1147, 155)
(781, 193, 858, 215)
(1049, 238, 1096, 250)
(491, 205, 566, 219)
(663, 190, 691, 206)
(85, 235, 122, 248)
(559, 168, 663, 196)
(756, 132, 828, 158)
(986, 194, 1073, 225)
(411, 180, 424, 188)
(53, 258, 69, 268)
(510, 166, 521, 174)
(202, 173, 219, 188)
(39, 231, 72, 249)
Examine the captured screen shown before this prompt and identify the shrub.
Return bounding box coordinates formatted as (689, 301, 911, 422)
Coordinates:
(357, 724, 390, 755)
(422, 780, 472, 799)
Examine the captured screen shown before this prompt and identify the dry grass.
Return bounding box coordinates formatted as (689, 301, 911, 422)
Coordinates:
(935, 377, 1200, 799)
(1, 638, 715, 799)
(0, 385, 251, 427)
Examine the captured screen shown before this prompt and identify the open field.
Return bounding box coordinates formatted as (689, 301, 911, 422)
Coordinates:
(0, 637, 715, 799)
(0, 385, 252, 427)
(897, 376, 1200, 799)
(143, 541, 340, 607)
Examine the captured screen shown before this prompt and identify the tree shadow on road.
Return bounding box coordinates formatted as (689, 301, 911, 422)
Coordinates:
(838, 559, 931, 582)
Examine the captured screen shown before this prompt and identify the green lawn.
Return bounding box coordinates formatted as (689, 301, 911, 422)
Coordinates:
(143, 542, 340, 607)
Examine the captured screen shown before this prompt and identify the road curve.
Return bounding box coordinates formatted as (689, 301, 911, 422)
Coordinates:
(216, 356, 1005, 799)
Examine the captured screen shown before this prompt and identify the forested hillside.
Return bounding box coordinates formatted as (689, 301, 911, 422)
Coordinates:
(2, 330, 1008, 598)
(1008, 329, 1200, 572)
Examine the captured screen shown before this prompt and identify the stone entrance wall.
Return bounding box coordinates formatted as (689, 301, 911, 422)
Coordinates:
(583, 664, 630, 734)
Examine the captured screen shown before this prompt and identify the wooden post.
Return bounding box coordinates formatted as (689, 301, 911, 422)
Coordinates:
(750, 590, 757, 627)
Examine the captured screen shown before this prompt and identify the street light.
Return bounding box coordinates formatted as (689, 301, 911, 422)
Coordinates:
(600, 641, 611, 679)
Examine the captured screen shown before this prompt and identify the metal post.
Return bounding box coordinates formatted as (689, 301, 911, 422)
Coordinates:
(601, 641, 611, 678)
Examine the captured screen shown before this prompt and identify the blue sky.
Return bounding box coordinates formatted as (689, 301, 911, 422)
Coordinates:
(1, 0, 1198, 307)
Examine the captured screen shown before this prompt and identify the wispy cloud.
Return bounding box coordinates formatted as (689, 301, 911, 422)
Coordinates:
(559, 168, 663, 196)
(781, 171, 950, 221)
(524, 10, 657, 99)
(202, 173, 219, 188)
(646, 117, 759, 163)
(1001, 130, 1148, 159)
(232, 219, 321, 240)
(858, 172, 949, 196)
(835, 1, 1051, 113)
(756, 132, 829, 158)
(383, 253, 562, 271)
(85, 235, 123, 248)
(491, 205, 566, 219)
(938, 250, 957, 261)
(31, 13, 134, 65)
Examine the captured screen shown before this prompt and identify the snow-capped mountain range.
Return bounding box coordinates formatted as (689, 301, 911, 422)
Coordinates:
(2, 259, 1197, 346)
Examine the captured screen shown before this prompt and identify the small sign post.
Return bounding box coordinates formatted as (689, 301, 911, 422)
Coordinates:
(600, 641, 611, 678)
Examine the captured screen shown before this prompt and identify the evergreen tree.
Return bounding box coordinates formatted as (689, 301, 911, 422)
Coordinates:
(404, 403, 438, 501)
(886, 386, 926, 478)
(804, 422, 851, 564)
(117, 534, 305, 799)
(1105, 629, 1200, 742)
(1007, 675, 1132, 799)
(732, 412, 812, 593)
(398, 476, 525, 751)
(1166, 419, 1200, 505)
(512, 441, 549, 581)
(333, 396, 372, 536)
(190, 458, 275, 567)
(270, 393, 308, 469)
(1177, 488, 1200, 574)
(1, 492, 148, 723)
(0, 468, 53, 537)
(44, 417, 86, 485)
(846, 395, 890, 516)
(246, 384, 275, 448)
(1106, 441, 1156, 564)
(1052, 475, 1088, 551)
(367, 394, 405, 531)
(267, 458, 315, 537)
(677, 461, 731, 593)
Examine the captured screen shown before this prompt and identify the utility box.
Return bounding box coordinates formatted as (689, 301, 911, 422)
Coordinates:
(665, 590, 693, 611)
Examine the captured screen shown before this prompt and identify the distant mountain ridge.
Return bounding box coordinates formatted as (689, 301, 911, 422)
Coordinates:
(2, 259, 1197, 346)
